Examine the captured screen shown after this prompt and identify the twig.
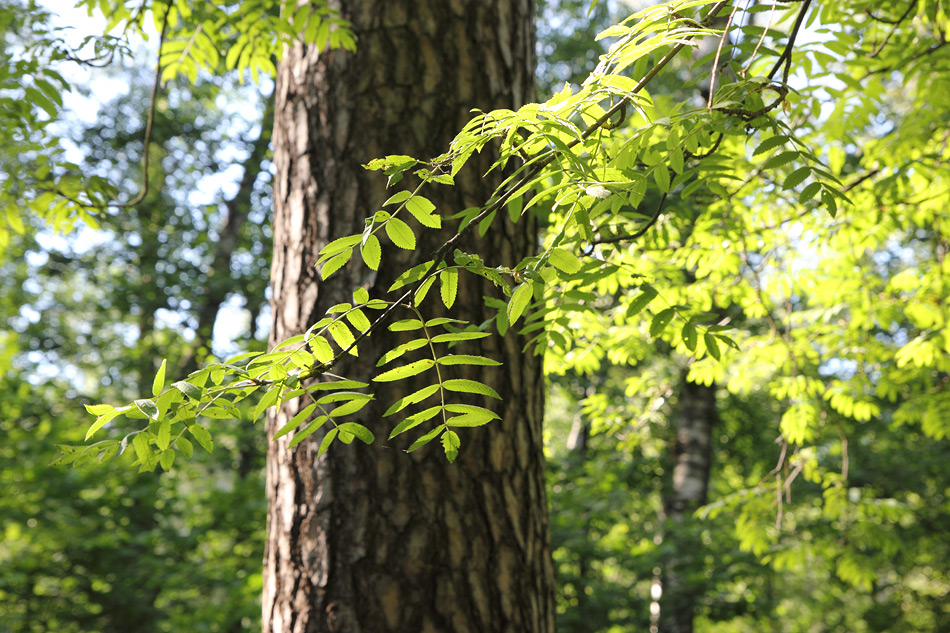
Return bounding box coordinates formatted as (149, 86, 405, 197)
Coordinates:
(114, 0, 173, 208)
(707, 3, 739, 108)
(867, 0, 917, 58)
(591, 193, 668, 245)
(767, 0, 812, 83)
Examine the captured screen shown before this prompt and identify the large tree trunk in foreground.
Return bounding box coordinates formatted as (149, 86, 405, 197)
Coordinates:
(659, 378, 717, 633)
(264, 2, 555, 632)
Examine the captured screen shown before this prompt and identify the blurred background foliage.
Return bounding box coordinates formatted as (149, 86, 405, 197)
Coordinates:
(2, 0, 949, 632)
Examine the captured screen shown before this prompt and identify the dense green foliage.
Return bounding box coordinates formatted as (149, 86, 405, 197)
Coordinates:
(2, 0, 950, 631)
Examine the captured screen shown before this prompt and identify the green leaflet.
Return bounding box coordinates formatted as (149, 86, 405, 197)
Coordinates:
(187, 423, 213, 453)
(273, 404, 317, 440)
(374, 359, 436, 382)
(388, 405, 442, 438)
(440, 268, 458, 309)
(430, 331, 491, 344)
(406, 196, 441, 228)
(152, 359, 167, 397)
(386, 217, 416, 249)
(384, 384, 441, 417)
(442, 379, 502, 400)
(437, 354, 502, 366)
(360, 234, 381, 270)
(549, 247, 581, 274)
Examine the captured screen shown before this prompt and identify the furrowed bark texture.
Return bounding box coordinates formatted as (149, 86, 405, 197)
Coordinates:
(264, 2, 554, 632)
(660, 378, 717, 633)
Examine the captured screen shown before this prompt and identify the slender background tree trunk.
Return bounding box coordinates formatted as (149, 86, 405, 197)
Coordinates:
(660, 377, 717, 633)
(264, 2, 555, 632)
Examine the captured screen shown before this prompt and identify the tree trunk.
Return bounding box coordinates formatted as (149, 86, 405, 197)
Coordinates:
(264, 2, 555, 632)
(659, 377, 717, 633)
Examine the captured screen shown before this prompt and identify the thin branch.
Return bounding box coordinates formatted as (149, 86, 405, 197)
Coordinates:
(742, 0, 779, 77)
(591, 193, 668, 246)
(114, 0, 172, 208)
(867, 0, 918, 58)
(767, 0, 812, 83)
(866, 1, 917, 25)
(707, 3, 739, 108)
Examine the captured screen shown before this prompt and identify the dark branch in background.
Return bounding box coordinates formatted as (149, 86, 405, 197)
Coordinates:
(767, 0, 811, 84)
(866, 0, 917, 25)
(867, 0, 918, 58)
(591, 193, 668, 246)
(842, 167, 881, 192)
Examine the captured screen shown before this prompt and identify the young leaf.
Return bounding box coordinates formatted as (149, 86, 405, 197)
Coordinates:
(441, 429, 461, 463)
(188, 423, 214, 453)
(310, 335, 335, 363)
(407, 425, 443, 453)
(156, 419, 171, 451)
(377, 338, 429, 366)
(328, 321, 357, 356)
(649, 308, 675, 338)
(290, 416, 330, 448)
(335, 422, 375, 444)
(783, 166, 811, 190)
(330, 398, 371, 417)
(132, 433, 155, 469)
(386, 217, 416, 249)
(159, 450, 175, 471)
(653, 162, 671, 193)
(437, 354, 502, 366)
(626, 285, 658, 318)
(374, 358, 436, 382)
(319, 234, 362, 257)
(389, 319, 424, 332)
(384, 384, 441, 416)
(752, 135, 789, 156)
(415, 275, 436, 304)
(507, 283, 533, 326)
(134, 398, 160, 421)
(346, 309, 372, 333)
(406, 196, 441, 228)
(152, 359, 167, 397)
(317, 427, 339, 456)
(176, 436, 194, 458)
(682, 322, 698, 351)
(430, 331, 491, 344)
(549, 247, 581, 274)
(273, 404, 318, 440)
(84, 403, 115, 416)
(85, 408, 123, 441)
(383, 190, 411, 206)
(389, 405, 442, 438)
(440, 268, 458, 309)
(321, 248, 352, 279)
(704, 332, 721, 360)
(442, 379, 502, 399)
(360, 234, 381, 270)
(173, 380, 202, 400)
(763, 150, 799, 170)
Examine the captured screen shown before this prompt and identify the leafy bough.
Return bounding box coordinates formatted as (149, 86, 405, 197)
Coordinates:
(66, 0, 849, 468)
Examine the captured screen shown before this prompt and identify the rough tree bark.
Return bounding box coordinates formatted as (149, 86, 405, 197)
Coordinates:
(264, 2, 555, 632)
(659, 377, 717, 633)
